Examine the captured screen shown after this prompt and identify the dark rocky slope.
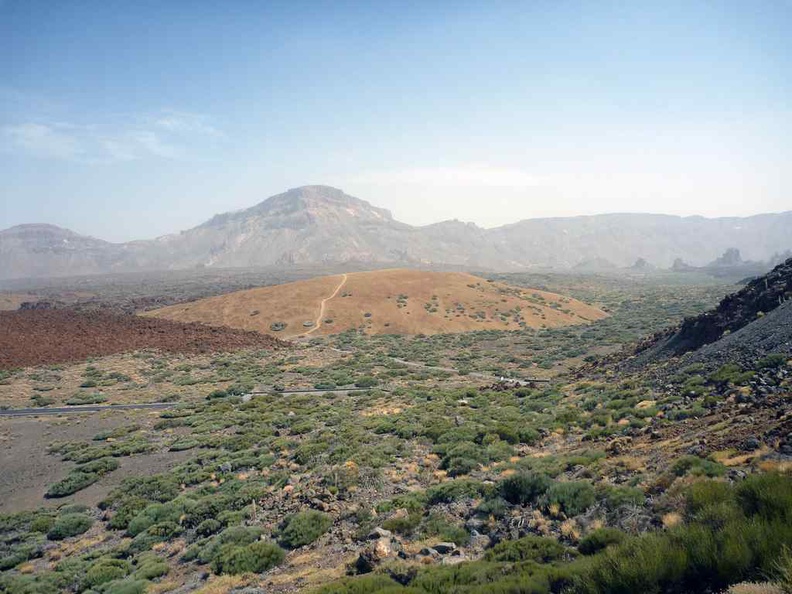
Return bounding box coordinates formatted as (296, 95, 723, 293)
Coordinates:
(635, 257, 792, 362)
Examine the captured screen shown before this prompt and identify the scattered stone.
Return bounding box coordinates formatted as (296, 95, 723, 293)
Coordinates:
(311, 498, 329, 512)
(419, 547, 439, 557)
(433, 542, 457, 555)
(353, 536, 402, 574)
(368, 527, 392, 540)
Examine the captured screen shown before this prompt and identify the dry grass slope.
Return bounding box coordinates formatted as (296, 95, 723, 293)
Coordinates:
(144, 269, 607, 338)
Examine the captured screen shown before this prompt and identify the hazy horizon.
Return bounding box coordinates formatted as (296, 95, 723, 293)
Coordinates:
(2, 1, 791, 241)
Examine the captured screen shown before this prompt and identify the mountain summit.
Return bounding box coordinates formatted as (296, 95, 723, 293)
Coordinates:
(145, 186, 410, 270)
(200, 186, 395, 231)
(2, 186, 792, 279)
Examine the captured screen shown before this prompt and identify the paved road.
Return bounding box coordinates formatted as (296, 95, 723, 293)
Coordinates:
(0, 402, 176, 417)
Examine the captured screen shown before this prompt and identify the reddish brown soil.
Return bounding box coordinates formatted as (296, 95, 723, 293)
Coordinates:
(0, 309, 285, 369)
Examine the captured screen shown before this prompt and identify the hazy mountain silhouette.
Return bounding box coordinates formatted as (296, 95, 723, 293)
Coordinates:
(2, 186, 791, 279)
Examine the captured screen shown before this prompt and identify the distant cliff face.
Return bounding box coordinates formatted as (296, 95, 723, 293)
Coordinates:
(2, 186, 791, 279)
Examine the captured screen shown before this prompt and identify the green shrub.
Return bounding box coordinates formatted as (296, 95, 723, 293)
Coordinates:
(31, 394, 55, 407)
(499, 472, 551, 505)
(211, 540, 285, 575)
(84, 558, 131, 589)
(597, 485, 644, 510)
(476, 497, 510, 519)
(484, 535, 568, 563)
(78, 457, 120, 474)
(382, 513, 421, 537)
(59, 503, 90, 515)
(100, 579, 148, 594)
(444, 455, 479, 477)
(421, 512, 470, 546)
(518, 427, 541, 445)
(426, 479, 489, 505)
(757, 354, 786, 369)
(736, 472, 792, 523)
(672, 455, 726, 478)
(45, 472, 99, 498)
(106, 498, 148, 531)
(709, 364, 754, 386)
(29, 515, 55, 533)
(191, 526, 264, 565)
(494, 423, 519, 444)
(355, 376, 379, 388)
(0, 548, 36, 572)
(578, 527, 626, 555)
(440, 442, 486, 477)
(127, 499, 194, 536)
(197, 518, 223, 537)
(279, 510, 332, 548)
(544, 481, 596, 516)
(312, 574, 404, 593)
(133, 554, 169, 580)
(685, 480, 735, 516)
(65, 392, 108, 405)
(47, 513, 93, 540)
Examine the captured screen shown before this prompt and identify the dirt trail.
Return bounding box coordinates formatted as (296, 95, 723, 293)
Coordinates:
(300, 273, 348, 337)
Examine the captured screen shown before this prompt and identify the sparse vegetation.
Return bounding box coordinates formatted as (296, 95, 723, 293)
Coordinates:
(1, 269, 789, 594)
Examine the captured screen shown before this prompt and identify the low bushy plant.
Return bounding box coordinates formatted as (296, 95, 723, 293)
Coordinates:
(47, 513, 93, 540)
(578, 527, 626, 555)
(499, 472, 551, 505)
(484, 535, 569, 563)
(544, 481, 596, 516)
(211, 540, 285, 574)
(84, 558, 131, 589)
(279, 510, 332, 548)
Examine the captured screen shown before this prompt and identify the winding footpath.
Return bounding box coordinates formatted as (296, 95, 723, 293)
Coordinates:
(299, 273, 348, 337)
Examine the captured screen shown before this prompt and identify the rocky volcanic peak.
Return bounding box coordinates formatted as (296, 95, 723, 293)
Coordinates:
(145, 186, 410, 269)
(201, 185, 394, 230)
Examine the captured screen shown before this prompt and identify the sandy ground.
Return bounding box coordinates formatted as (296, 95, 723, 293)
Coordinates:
(0, 410, 191, 513)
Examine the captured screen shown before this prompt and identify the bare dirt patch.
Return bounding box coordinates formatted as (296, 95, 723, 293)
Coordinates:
(0, 410, 192, 513)
(0, 309, 285, 369)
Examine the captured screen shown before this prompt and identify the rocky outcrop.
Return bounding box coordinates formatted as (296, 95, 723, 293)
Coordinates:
(353, 528, 403, 574)
(638, 257, 792, 359)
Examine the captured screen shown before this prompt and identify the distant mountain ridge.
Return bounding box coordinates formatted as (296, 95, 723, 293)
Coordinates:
(2, 185, 791, 279)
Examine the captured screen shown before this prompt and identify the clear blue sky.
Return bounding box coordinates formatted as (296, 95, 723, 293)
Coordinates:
(2, 0, 791, 241)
